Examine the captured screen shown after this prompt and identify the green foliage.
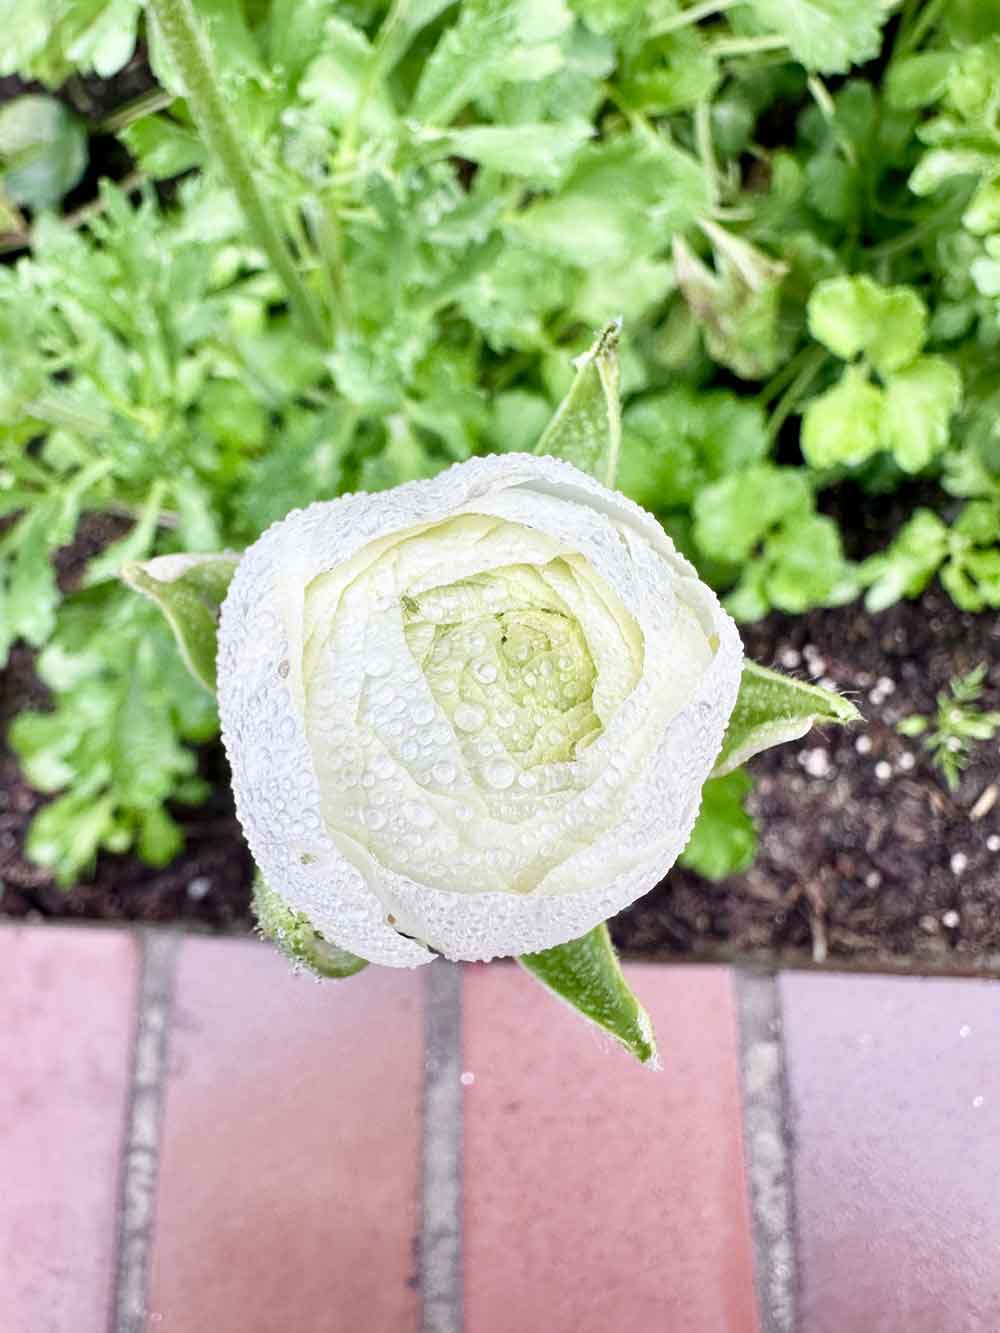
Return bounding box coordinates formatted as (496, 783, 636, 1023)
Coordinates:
(802, 277, 963, 474)
(1, 0, 995, 889)
(714, 662, 861, 778)
(9, 587, 216, 884)
(519, 923, 657, 1066)
(680, 770, 758, 882)
(858, 501, 1000, 613)
(0, 95, 87, 213)
(897, 665, 1000, 792)
(253, 876, 369, 979)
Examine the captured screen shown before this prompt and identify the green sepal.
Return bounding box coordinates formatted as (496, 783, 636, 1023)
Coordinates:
(519, 923, 656, 1066)
(121, 552, 238, 694)
(535, 320, 622, 490)
(253, 874, 369, 979)
(713, 660, 861, 778)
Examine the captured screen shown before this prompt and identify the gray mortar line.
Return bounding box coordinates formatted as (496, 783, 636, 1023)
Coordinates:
(734, 971, 799, 1333)
(421, 960, 464, 1333)
(111, 929, 179, 1333)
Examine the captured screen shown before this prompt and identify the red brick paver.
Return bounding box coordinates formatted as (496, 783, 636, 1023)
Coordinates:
(782, 972, 1000, 1332)
(145, 937, 424, 1333)
(461, 962, 760, 1333)
(0, 924, 139, 1333)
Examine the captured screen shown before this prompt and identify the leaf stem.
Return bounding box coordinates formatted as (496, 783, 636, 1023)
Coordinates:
(709, 34, 788, 57)
(766, 346, 828, 443)
(651, 0, 744, 37)
(146, 0, 328, 346)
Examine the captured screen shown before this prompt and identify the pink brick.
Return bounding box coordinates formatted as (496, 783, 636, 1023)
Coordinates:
(0, 924, 139, 1333)
(146, 938, 424, 1333)
(782, 972, 1000, 1332)
(462, 962, 760, 1333)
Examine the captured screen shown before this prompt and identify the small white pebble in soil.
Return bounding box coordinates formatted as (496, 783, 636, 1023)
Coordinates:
(875, 761, 892, 781)
(800, 747, 832, 778)
(919, 914, 939, 933)
(972, 1096, 985, 1109)
(876, 676, 896, 696)
(865, 870, 882, 889)
(779, 648, 801, 670)
(187, 876, 212, 901)
(897, 752, 916, 772)
(959, 1025, 972, 1039)
(460, 1071, 476, 1086)
(987, 835, 1000, 852)
(807, 657, 827, 679)
(855, 734, 873, 755)
(950, 852, 968, 877)
(942, 908, 961, 927)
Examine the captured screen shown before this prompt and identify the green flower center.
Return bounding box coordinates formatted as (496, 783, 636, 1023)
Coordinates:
(403, 561, 602, 772)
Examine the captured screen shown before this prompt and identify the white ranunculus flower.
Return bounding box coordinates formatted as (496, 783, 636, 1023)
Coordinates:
(217, 453, 743, 967)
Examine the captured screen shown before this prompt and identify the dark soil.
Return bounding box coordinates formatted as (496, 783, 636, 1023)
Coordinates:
(613, 588, 1000, 972)
(2, 548, 999, 969)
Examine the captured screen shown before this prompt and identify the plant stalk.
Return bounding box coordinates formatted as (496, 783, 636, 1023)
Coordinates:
(146, 0, 328, 346)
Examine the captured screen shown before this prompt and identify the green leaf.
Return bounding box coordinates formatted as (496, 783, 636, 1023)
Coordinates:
(801, 366, 885, 470)
(713, 661, 861, 778)
(253, 875, 368, 979)
(516, 133, 709, 267)
(519, 923, 656, 1066)
(298, 17, 397, 135)
(411, 0, 573, 127)
(692, 464, 812, 564)
(745, 0, 887, 75)
(535, 320, 621, 488)
(419, 120, 592, 186)
(857, 509, 950, 612)
(807, 275, 926, 375)
(619, 389, 770, 512)
(0, 94, 87, 211)
(763, 512, 849, 614)
(679, 770, 758, 882)
(121, 552, 238, 693)
(121, 112, 204, 179)
(881, 356, 963, 473)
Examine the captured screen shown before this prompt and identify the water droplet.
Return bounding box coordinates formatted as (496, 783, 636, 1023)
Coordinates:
(278, 659, 290, 678)
(455, 703, 486, 732)
(413, 702, 435, 725)
(432, 761, 457, 785)
(404, 801, 435, 828)
(474, 661, 498, 684)
(366, 809, 387, 831)
(367, 653, 392, 677)
(485, 758, 516, 789)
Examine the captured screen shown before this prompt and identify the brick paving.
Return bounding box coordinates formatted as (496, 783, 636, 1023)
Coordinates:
(1, 922, 999, 1333)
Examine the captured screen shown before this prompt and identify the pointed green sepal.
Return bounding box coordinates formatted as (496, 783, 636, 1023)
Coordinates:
(253, 874, 369, 979)
(519, 922, 656, 1066)
(535, 320, 623, 489)
(122, 552, 238, 694)
(713, 660, 861, 778)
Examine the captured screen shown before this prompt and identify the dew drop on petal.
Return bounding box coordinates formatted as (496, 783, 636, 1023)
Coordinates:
(455, 703, 486, 732)
(484, 758, 516, 790)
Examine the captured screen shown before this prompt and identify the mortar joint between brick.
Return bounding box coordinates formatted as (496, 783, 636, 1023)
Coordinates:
(734, 970, 799, 1333)
(111, 929, 180, 1333)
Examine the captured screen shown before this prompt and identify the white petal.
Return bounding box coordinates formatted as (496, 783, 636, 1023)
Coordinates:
(218, 454, 743, 966)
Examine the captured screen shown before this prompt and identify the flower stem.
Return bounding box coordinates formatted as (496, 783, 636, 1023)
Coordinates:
(146, 0, 328, 346)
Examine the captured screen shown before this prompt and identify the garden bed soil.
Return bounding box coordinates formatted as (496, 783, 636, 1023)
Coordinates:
(2, 570, 998, 972)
